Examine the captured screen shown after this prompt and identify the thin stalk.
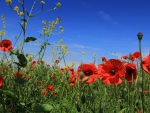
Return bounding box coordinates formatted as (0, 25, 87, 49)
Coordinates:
(139, 39, 145, 113)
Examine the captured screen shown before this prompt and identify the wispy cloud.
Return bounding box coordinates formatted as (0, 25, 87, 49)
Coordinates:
(71, 44, 101, 50)
(99, 11, 111, 21)
(110, 52, 124, 58)
(98, 11, 118, 25)
(73, 44, 90, 49)
(80, 1, 89, 8)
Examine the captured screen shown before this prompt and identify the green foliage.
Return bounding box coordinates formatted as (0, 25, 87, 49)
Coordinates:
(17, 54, 27, 67)
(24, 37, 37, 42)
(34, 104, 53, 112)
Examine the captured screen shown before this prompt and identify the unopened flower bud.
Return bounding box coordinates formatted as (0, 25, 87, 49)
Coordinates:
(19, 12, 24, 16)
(6, 0, 12, 3)
(40, 0, 45, 5)
(57, 2, 61, 7)
(14, 6, 19, 11)
(137, 32, 143, 40)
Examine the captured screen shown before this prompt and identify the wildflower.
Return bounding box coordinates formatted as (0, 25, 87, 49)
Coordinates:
(77, 63, 98, 84)
(132, 51, 140, 59)
(53, 7, 57, 10)
(71, 62, 76, 67)
(0, 30, 5, 36)
(47, 84, 54, 91)
(142, 54, 150, 75)
(142, 90, 148, 94)
(54, 93, 58, 97)
(0, 75, 3, 87)
(69, 79, 76, 87)
(40, 0, 45, 5)
(14, 73, 24, 77)
(19, 12, 24, 16)
(6, 0, 12, 3)
(98, 59, 126, 85)
(56, 17, 61, 23)
(57, 2, 61, 7)
(129, 54, 135, 62)
(82, 52, 85, 56)
(31, 61, 37, 66)
(0, 39, 12, 52)
(122, 55, 128, 59)
(27, 76, 31, 80)
(138, 109, 142, 113)
(14, 6, 19, 11)
(55, 59, 60, 64)
(124, 63, 137, 82)
(51, 73, 55, 78)
(42, 20, 46, 25)
(93, 53, 97, 58)
(39, 81, 43, 84)
(41, 88, 48, 96)
(102, 56, 107, 62)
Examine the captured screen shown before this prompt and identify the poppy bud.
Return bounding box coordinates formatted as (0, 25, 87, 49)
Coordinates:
(81, 94, 86, 104)
(82, 76, 89, 83)
(76, 104, 81, 112)
(79, 71, 84, 79)
(137, 32, 143, 40)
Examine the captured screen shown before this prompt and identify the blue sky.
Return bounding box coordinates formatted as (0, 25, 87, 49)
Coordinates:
(0, 0, 150, 67)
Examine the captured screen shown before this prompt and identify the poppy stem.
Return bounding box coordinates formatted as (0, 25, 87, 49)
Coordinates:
(137, 32, 144, 113)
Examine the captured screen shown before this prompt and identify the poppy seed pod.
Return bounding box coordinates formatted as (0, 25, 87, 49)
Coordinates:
(137, 32, 143, 40)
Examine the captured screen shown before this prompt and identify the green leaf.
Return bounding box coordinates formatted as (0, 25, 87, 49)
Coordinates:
(20, 102, 25, 106)
(119, 108, 126, 113)
(1, 90, 17, 98)
(10, 49, 19, 55)
(34, 104, 53, 111)
(24, 37, 37, 42)
(17, 54, 27, 67)
(21, 19, 27, 23)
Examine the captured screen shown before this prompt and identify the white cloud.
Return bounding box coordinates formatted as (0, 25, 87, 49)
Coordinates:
(98, 11, 118, 25)
(99, 11, 111, 21)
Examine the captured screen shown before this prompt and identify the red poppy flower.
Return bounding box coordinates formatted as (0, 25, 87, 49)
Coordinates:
(0, 39, 12, 52)
(55, 59, 60, 64)
(142, 90, 148, 94)
(0, 75, 3, 87)
(39, 81, 43, 84)
(132, 51, 140, 59)
(102, 57, 107, 62)
(138, 109, 142, 113)
(47, 84, 54, 91)
(51, 73, 55, 78)
(142, 54, 150, 75)
(31, 61, 37, 66)
(27, 76, 31, 80)
(77, 63, 98, 84)
(70, 69, 76, 79)
(98, 59, 126, 85)
(14, 73, 24, 77)
(54, 93, 58, 97)
(41, 88, 48, 96)
(69, 79, 76, 87)
(122, 55, 128, 59)
(129, 54, 135, 62)
(124, 63, 137, 82)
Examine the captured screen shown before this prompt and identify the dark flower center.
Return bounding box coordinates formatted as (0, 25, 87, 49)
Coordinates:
(4, 44, 9, 48)
(127, 68, 133, 75)
(110, 69, 116, 75)
(85, 71, 92, 76)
